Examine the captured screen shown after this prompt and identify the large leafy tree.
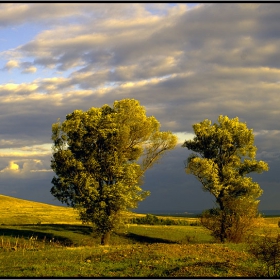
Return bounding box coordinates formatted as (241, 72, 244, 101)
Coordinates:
(51, 99, 177, 245)
(182, 115, 269, 242)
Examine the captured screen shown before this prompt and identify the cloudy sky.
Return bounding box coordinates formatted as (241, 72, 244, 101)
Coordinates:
(0, 3, 279, 213)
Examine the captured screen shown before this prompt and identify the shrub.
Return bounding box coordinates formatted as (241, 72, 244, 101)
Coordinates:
(129, 214, 189, 226)
(200, 199, 261, 243)
(248, 233, 280, 277)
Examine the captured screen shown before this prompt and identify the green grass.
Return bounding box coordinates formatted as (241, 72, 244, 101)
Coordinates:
(0, 194, 279, 277)
(127, 224, 213, 244)
(0, 238, 263, 277)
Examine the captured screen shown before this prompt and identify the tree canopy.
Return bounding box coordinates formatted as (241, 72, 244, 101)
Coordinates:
(51, 98, 177, 245)
(182, 115, 269, 242)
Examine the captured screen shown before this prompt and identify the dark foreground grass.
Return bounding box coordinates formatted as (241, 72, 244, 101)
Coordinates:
(0, 223, 267, 277)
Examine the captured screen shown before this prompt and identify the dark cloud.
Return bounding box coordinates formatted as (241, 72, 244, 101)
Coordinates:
(0, 171, 61, 206)
(0, 145, 276, 212)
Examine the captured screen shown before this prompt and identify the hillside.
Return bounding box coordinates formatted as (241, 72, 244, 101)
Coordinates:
(0, 194, 80, 225)
(0, 195, 145, 225)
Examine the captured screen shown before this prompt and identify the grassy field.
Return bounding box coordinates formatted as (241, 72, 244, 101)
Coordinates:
(0, 194, 279, 277)
(0, 194, 80, 225)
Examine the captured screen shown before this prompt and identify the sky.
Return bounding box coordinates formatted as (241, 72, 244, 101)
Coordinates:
(0, 3, 279, 213)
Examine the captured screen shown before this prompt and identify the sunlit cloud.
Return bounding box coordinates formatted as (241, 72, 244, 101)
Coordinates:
(1, 161, 20, 172)
(0, 143, 51, 158)
(174, 132, 195, 145)
(4, 59, 19, 70)
(0, 158, 53, 177)
(0, 82, 38, 93)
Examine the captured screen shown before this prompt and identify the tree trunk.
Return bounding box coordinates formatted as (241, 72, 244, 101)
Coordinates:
(217, 196, 226, 243)
(220, 210, 226, 243)
(101, 232, 110, 246)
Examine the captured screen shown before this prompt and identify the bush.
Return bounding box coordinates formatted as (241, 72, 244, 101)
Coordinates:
(200, 199, 261, 243)
(248, 233, 280, 277)
(129, 214, 190, 226)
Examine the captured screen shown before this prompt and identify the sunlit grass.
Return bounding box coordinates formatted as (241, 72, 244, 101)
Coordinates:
(126, 224, 213, 244)
(0, 194, 280, 277)
(0, 194, 80, 225)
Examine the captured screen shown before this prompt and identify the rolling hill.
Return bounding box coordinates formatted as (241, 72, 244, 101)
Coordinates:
(0, 194, 80, 225)
(0, 194, 195, 226)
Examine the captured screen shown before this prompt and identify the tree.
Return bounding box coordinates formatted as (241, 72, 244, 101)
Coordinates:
(51, 99, 177, 245)
(182, 115, 269, 242)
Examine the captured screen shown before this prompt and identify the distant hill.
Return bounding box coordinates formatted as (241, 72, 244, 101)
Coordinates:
(0, 194, 80, 225)
(0, 194, 201, 226)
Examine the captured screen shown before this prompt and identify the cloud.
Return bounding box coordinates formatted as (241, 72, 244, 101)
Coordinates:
(0, 3, 279, 209)
(2, 4, 186, 75)
(174, 132, 195, 145)
(3, 60, 19, 71)
(0, 143, 52, 180)
(0, 144, 51, 157)
(21, 66, 37, 74)
(0, 3, 91, 28)
(2, 161, 20, 172)
(0, 82, 38, 94)
(20, 62, 37, 74)
(0, 158, 52, 178)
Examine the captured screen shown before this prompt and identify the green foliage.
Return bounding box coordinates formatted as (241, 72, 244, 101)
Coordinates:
(183, 115, 269, 242)
(51, 99, 177, 244)
(129, 214, 199, 226)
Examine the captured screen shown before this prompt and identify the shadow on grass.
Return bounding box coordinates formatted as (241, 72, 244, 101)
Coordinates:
(120, 232, 177, 244)
(0, 224, 93, 246)
(163, 261, 231, 277)
(34, 224, 92, 235)
(0, 225, 179, 246)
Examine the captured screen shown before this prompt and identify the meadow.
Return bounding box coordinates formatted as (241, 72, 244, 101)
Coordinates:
(0, 194, 279, 277)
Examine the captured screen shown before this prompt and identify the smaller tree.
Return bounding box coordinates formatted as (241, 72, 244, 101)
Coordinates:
(183, 115, 269, 242)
